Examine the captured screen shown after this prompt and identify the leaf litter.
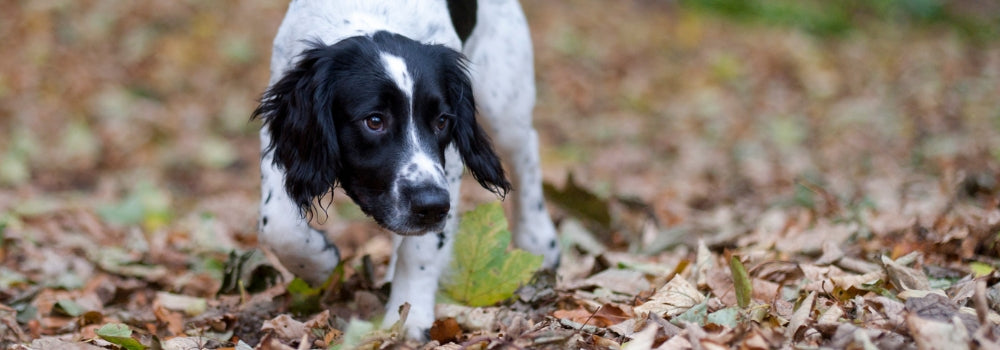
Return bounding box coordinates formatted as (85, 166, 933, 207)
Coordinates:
(2, 0, 1000, 349)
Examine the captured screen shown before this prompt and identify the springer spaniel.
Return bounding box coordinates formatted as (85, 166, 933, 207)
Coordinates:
(252, 0, 558, 339)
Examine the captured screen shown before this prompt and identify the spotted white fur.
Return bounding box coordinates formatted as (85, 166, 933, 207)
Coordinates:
(258, 0, 560, 340)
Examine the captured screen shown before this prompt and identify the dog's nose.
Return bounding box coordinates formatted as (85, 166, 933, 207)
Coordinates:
(408, 186, 450, 225)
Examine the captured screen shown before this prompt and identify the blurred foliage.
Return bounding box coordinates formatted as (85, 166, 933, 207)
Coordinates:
(681, 0, 1000, 40)
(98, 181, 172, 230)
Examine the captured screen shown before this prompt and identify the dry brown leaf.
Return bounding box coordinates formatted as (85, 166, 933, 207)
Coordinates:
(657, 334, 693, 349)
(906, 313, 971, 350)
(622, 323, 657, 350)
(568, 268, 651, 296)
(634, 275, 705, 318)
(155, 292, 206, 317)
(785, 291, 816, 342)
(429, 317, 461, 344)
(694, 239, 714, 288)
(435, 304, 498, 331)
(593, 304, 632, 326)
(552, 308, 594, 324)
(27, 338, 105, 350)
(867, 296, 905, 329)
(775, 221, 857, 255)
(829, 270, 885, 291)
(257, 332, 297, 350)
(303, 309, 331, 329)
(161, 336, 211, 350)
(739, 330, 770, 350)
(816, 303, 844, 330)
(153, 304, 184, 336)
(880, 254, 930, 291)
(261, 314, 309, 342)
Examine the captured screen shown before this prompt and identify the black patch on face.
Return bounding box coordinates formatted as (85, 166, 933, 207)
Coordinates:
(252, 31, 509, 232)
(437, 232, 446, 250)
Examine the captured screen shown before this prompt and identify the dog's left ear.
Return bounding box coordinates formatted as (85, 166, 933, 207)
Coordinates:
(443, 52, 512, 198)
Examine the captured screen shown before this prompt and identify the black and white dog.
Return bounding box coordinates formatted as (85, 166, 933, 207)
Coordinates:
(252, 0, 559, 339)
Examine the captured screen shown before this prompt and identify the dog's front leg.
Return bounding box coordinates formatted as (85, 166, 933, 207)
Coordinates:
(383, 146, 462, 340)
(383, 231, 453, 339)
(258, 147, 341, 286)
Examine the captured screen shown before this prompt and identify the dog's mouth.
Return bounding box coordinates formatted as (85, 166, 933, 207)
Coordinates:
(346, 188, 448, 236)
(371, 211, 447, 236)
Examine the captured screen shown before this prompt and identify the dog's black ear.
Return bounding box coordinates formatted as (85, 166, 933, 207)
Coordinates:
(443, 52, 512, 198)
(252, 42, 343, 215)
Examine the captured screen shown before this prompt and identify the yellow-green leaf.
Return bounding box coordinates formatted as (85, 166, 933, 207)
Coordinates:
(442, 202, 543, 307)
(970, 261, 994, 278)
(730, 256, 752, 309)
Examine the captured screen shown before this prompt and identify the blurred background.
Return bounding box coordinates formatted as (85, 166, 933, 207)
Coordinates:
(3, 0, 999, 233)
(1, 0, 999, 331)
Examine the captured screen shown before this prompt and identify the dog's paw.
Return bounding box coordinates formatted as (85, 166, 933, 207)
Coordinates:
(513, 213, 561, 269)
(383, 301, 434, 341)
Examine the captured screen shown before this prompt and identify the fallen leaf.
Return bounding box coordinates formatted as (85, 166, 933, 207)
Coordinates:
(880, 254, 929, 291)
(330, 318, 374, 350)
(429, 317, 461, 343)
(152, 304, 184, 336)
(543, 173, 612, 233)
(567, 268, 651, 296)
(155, 292, 206, 316)
(442, 202, 544, 307)
(435, 304, 499, 331)
(621, 323, 657, 350)
(906, 312, 971, 350)
(634, 275, 706, 318)
(161, 337, 211, 350)
(785, 291, 816, 342)
(261, 314, 308, 342)
(694, 240, 714, 288)
(904, 293, 980, 333)
(706, 306, 739, 329)
(729, 256, 751, 309)
(96, 323, 146, 350)
(54, 299, 86, 317)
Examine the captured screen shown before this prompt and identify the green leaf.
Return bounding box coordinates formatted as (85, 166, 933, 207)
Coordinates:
(442, 202, 544, 307)
(729, 255, 752, 309)
(287, 264, 342, 315)
(673, 297, 709, 326)
(287, 277, 322, 315)
(706, 306, 740, 328)
(97, 181, 173, 230)
(96, 323, 147, 350)
(55, 299, 86, 317)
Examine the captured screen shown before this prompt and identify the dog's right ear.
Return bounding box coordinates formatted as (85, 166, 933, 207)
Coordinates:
(252, 41, 344, 216)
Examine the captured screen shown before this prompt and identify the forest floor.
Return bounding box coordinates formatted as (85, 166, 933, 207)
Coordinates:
(1, 1, 999, 349)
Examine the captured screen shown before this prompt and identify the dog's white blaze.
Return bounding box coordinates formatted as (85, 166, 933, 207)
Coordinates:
(381, 52, 444, 186)
(380, 53, 413, 100)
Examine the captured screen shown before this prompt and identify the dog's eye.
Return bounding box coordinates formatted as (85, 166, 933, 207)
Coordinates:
(435, 115, 450, 132)
(364, 114, 385, 131)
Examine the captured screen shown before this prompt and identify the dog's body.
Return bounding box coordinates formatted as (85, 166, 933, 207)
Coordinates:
(254, 0, 558, 339)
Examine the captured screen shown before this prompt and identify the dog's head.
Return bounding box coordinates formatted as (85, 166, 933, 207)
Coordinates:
(252, 31, 510, 235)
